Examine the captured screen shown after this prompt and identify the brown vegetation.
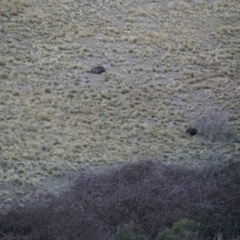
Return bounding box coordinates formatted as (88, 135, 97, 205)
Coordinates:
(0, 160, 239, 239)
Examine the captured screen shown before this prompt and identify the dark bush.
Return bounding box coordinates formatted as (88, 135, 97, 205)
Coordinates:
(191, 113, 238, 142)
(157, 218, 200, 240)
(0, 160, 239, 239)
(115, 223, 148, 240)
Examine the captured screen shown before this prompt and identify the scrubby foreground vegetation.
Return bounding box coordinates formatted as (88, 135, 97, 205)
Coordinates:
(0, 160, 239, 240)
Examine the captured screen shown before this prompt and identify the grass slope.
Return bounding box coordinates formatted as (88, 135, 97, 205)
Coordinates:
(0, 0, 239, 205)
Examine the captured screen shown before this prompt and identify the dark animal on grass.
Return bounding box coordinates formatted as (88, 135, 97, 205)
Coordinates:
(90, 66, 106, 74)
(186, 127, 198, 136)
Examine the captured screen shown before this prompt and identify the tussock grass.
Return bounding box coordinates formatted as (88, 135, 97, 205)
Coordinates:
(0, 0, 29, 19)
(0, 0, 239, 201)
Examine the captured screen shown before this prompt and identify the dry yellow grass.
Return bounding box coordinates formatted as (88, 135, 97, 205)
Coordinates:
(0, 0, 239, 205)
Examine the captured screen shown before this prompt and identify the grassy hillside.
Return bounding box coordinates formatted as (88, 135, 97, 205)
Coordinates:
(0, 0, 239, 206)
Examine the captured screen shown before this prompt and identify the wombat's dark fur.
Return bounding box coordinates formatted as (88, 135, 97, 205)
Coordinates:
(90, 66, 106, 74)
(186, 127, 198, 136)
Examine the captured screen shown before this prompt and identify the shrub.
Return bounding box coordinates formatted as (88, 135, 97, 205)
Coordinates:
(157, 219, 200, 240)
(172, 219, 200, 234)
(157, 228, 177, 240)
(115, 223, 148, 240)
(0, 160, 239, 239)
(192, 113, 237, 142)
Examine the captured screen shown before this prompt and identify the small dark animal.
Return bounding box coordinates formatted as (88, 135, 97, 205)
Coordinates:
(90, 66, 106, 74)
(186, 127, 198, 136)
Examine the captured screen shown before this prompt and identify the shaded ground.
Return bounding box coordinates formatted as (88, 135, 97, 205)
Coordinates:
(0, 0, 239, 205)
(0, 160, 240, 239)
